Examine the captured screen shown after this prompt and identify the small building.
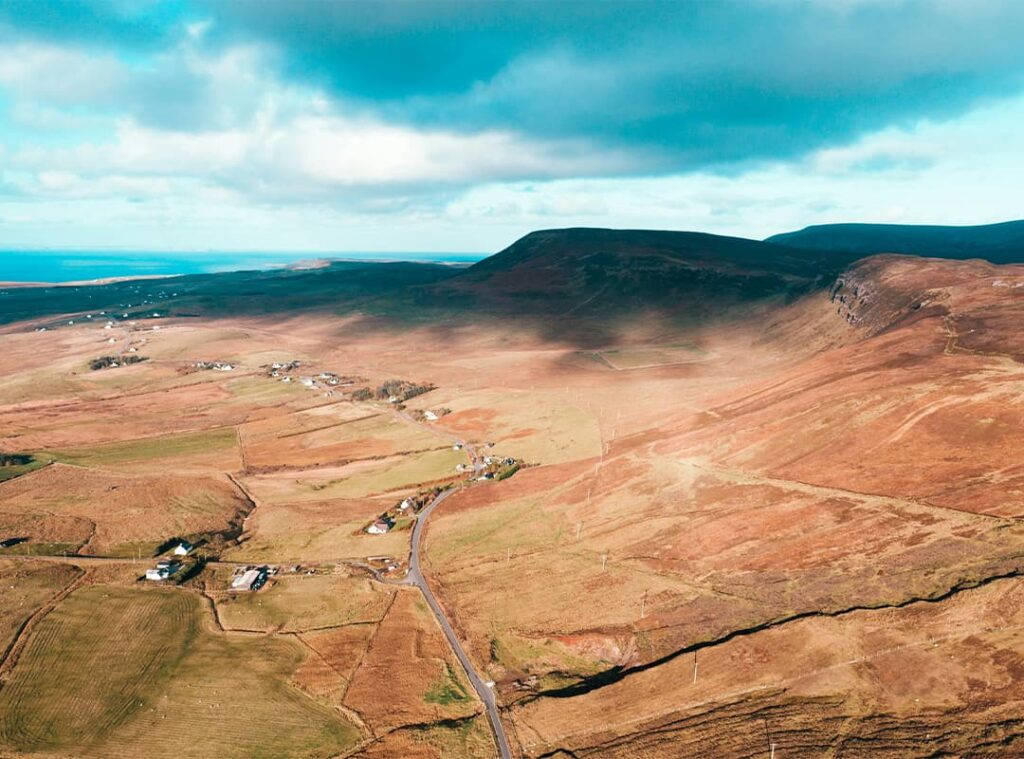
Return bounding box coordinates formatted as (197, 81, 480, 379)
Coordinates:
(397, 499, 413, 513)
(146, 560, 180, 582)
(231, 567, 268, 592)
(453, 443, 463, 451)
(366, 517, 393, 535)
(172, 539, 194, 556)
(423, 410, 439, 421)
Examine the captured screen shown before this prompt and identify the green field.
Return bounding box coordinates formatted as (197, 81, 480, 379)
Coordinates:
(0, 585, 359, 758)
(0, 456, 48, 483)
(225, 375, 303, 402)
(424, 662, 471, 706)
(43, 427, 238, 467)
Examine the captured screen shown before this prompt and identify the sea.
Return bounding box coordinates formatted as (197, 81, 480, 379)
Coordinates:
(0, 250, 486, 283)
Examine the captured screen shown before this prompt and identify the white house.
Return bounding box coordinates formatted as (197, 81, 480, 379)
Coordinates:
(173, 540, 194, 556)
(423, 410, 439, 421)
(366, 518, 393, 535)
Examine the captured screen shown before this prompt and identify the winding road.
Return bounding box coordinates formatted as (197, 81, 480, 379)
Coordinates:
(404, 487, 514, 759)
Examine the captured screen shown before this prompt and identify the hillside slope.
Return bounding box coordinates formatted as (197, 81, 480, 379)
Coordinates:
(439, 228, 858, 318)
(422, 251, 1024, 757)
(767, 220, 1024, 264)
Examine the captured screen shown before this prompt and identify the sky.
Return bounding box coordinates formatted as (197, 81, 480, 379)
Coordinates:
(1, 0, 1023, 254)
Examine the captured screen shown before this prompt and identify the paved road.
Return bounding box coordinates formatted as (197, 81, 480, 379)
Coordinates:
(406, 488, 514, 759)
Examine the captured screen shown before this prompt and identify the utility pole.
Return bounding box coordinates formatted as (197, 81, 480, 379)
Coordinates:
(640, 590, 647, 618)
(506, 547, 511, 565)
(576, 522, 582, 540)
(602, 553, 608, 571)
(693, 652, 698, 684)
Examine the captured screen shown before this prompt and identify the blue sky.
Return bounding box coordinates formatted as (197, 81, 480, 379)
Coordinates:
(1, 0, 1023, 253)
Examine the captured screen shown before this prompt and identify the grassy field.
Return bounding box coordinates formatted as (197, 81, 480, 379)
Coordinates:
(0, 465, 246, 556)
(312, 448, 464, 498)
(44, 427, 238, 468)
(420, 388, 603, 465)
(343, 591, 482, 733)
(424, 662, 471, 706)
(215, 573, 394, 632)
(242, 409, 446, 469)
(0, 585, 196, 753)
(228, 495, 410, 562)
(225, 375, 304, 403)
(0, 560, 81, 663)
(0, 456, 48, 482)
(0, 584, 360, 759)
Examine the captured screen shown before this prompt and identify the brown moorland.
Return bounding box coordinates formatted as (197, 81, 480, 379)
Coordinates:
(1, 230, 1023, 757)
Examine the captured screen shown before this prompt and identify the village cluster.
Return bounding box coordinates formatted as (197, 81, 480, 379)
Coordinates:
(192, 360, 235, 372)
(264, 360, 361, 397)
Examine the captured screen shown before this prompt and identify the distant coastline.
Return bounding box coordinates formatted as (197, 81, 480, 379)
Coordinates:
(0, 250, 486, 283)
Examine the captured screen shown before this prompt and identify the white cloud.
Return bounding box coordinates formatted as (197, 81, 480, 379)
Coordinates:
(0, 43, 128, 105)
(7, 112, 632, 202)
(1, 30, 1023, 253)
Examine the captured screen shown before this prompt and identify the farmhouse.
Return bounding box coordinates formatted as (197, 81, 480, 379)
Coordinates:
(366, 517, 394, 535)
(231, 566, 268, 592)
(145, 560, 180, 582)
(172, 539, 194, 556)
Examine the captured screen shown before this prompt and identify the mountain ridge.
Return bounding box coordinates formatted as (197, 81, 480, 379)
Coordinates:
(767, 219, 1024, 263)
